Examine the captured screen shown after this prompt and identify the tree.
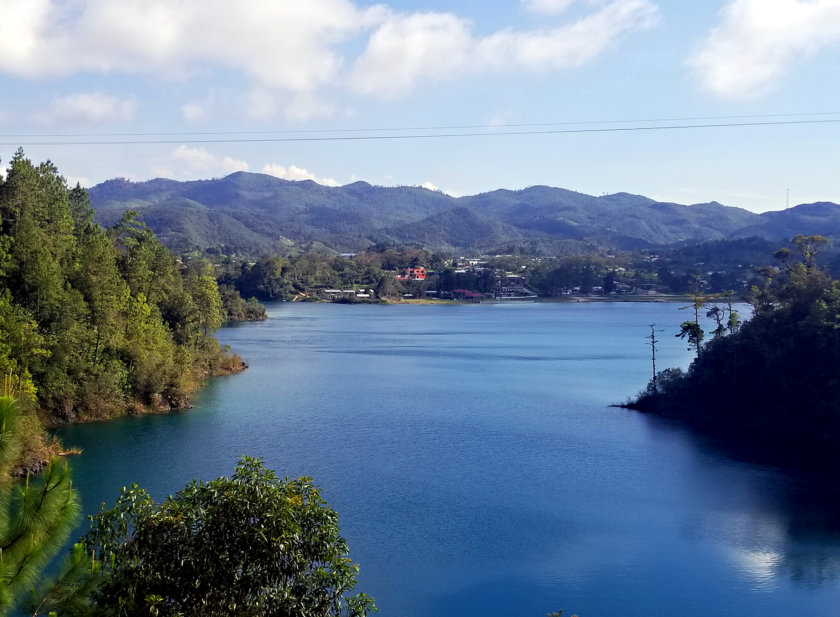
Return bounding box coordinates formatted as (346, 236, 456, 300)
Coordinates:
(183, 259, 223, 337)
(603, 270, 616, 295)
(0, 396, 81, 617)
(676, 320, 704, 357)
(792, 234, 827, 270)
(706, 305, 726, 340)
(678, 293, 706, 358)
(719, 290, 741, 335)
(82, 457, 375, 617)
(626, 253, 840, 454)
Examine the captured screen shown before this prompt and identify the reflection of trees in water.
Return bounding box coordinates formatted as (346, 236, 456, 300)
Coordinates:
(781, 489, 840, 588)
(783, 550, 840, 588)
(640, 412, 840, 588)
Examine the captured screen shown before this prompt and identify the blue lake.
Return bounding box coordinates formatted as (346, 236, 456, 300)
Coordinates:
(59, 302, 840, 617)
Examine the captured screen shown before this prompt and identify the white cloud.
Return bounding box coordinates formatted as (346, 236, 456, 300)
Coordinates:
(152, 145, 249, 179)
(350, 0, 659, 98)
(0, 0, 659, 118)
(688, 0, 840, 99)
(521, 0, 578, 15)
(243, 89, 337, 122)
(282, 93, 338, 123)
(35, 92, 137, 126)
(420, 181, 458, 196)
(0, 0, 383, 101)
(181, 101, 209, 123)
(262, 163, 340, 187)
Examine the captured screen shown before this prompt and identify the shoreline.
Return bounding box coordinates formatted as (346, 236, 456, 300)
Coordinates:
(48, 356, 249, 429)
(390, 294, 695, 305)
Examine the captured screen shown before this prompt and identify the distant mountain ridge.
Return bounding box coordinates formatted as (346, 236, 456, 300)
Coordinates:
(88, 172, 840, 254)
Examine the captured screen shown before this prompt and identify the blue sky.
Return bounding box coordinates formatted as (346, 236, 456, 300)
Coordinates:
(1, 0, 839, 212)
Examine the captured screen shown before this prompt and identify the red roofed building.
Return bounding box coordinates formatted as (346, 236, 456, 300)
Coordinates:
(396, 267, 426, 281)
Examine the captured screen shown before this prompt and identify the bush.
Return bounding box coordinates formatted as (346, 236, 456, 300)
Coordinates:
(82, 457, 375, 617)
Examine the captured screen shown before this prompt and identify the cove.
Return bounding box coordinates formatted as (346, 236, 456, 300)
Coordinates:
(59, 302, 840, 617)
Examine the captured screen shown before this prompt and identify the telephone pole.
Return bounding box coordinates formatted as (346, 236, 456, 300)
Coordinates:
(647, 324, 663, 393)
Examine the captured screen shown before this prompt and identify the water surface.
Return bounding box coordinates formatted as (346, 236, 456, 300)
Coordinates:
(60, 302, 840, 617)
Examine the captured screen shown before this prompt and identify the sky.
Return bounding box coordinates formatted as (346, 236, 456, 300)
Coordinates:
(1, 0, 839, 213)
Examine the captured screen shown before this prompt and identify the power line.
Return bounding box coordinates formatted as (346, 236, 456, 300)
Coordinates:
(2, 111, 840, 140)
(1, 117, 838, 146)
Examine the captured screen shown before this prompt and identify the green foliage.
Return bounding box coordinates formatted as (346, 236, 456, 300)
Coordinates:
(88, 171, 840, 256)
(676, 315, 699, 355)
(792, 234, 827, 269)
(0, 152, 251, 449)
(529, 256, 603, 296)
(218, 285, 266, 321)
(0, 395, 20, 479)
(81, 457, 375, 617)
(0, 396, 81, 617)
(28, 541, 103, 617)
(630, 237, 840, 449)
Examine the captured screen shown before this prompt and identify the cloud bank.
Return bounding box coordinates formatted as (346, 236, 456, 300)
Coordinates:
(350, 0, 660, 98)
(35, 92, 137, 126)
(0, 0, 659, 119)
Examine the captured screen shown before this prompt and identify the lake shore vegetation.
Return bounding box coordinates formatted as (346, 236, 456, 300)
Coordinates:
(0, 152, 262, 473)
(624, 235, 840, 454)
(214, 241, 778, 305)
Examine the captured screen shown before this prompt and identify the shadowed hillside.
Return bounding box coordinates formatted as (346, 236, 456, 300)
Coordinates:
(88, 173, 840, 254)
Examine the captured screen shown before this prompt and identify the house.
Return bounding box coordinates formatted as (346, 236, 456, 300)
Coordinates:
(396, 267, 427, 281)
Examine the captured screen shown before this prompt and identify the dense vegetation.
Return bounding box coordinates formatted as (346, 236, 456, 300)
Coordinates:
(74, 457, 374, 617)
(0, 151, 261, 473)
(212, 240, 777, 303)
(1, 405, 371, 617)
(0, 396, 79, 616)
(627, 235, 840, 452)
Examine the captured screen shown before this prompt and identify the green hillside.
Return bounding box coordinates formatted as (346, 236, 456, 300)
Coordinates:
(88, 173, 840, 255)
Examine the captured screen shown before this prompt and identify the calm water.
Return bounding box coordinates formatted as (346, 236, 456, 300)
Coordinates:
(59, 302, 840, 617)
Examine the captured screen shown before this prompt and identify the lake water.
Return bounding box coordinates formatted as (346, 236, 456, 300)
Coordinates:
(59, 302, 840, 617)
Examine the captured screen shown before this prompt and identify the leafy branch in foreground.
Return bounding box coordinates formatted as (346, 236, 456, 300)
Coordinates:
(79, 456, 375, 617)
(0, 395, 80, 617)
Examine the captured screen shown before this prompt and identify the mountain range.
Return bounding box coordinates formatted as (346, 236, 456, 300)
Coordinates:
(87, 172, 840, 255)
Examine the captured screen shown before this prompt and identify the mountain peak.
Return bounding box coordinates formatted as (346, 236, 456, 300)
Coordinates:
(86, 171, 839, 255)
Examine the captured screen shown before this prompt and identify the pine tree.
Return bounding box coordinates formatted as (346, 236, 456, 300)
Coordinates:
(0, 396, 81, 616)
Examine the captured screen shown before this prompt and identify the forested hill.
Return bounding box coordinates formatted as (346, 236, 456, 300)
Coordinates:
(88, 172, 840, 255)
(0, 152, 250, 474)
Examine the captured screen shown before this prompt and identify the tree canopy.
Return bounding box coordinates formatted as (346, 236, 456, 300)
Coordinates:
(0, 152, 258, 472)
(78, 457, 374, 617)
(627, 238, 840, 454)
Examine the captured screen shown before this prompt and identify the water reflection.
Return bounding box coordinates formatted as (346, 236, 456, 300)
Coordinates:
(59, 303, 840, 617)
(641, 412, 840, 591)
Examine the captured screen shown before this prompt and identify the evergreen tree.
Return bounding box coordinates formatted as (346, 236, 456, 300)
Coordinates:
(0, 396, 80, 617)
(0, 152, 248, 432)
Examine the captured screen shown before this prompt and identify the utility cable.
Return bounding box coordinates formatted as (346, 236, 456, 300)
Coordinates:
(1, 117, 838, 146)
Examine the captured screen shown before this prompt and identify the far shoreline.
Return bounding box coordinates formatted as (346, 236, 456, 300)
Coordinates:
(281, 294, 700, 306)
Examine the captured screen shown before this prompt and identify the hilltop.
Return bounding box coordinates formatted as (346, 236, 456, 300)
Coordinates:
(88, 172, 840, 255)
